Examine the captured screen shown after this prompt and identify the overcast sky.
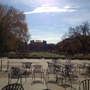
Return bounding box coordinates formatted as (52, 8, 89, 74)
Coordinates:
(0, 0, 90, 44)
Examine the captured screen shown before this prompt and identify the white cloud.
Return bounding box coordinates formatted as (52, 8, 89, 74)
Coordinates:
(24, 4, 77, 14)
(64, 6, 71, 9)
(64, 5, 80, 9)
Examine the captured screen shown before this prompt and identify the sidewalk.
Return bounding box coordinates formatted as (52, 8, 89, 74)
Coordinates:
(0, 58, 90, 90)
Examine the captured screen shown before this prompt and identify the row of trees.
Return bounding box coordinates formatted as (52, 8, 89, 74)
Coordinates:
(55, 22, 90, 55)
(0, 4, 30, 53)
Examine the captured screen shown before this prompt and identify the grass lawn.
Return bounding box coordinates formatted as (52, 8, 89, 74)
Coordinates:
(29, 51, 64, 58)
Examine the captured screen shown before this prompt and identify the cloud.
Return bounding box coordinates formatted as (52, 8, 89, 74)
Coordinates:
(64, 5, 80, 9)
(24, 4, 77, 14)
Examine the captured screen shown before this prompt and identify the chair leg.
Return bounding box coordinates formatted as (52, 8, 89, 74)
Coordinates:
(46, 73, 49, 83)
(48, 74, 49, 83)
(79, 68, 80, 73)
(20, 78, 22, 84)
(34, 73, 35, 81)
(25, 72, 27, 82)
(8, 74, 11, 85)
(42, 73, 43, 82)
(31, 73, 33, 84)
(41, 73, 42, 82)
(8, 78, 11, 85)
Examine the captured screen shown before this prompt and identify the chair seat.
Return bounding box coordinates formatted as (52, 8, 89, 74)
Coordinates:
(1, 83, 24, 90)
(77, 79, 90, 90)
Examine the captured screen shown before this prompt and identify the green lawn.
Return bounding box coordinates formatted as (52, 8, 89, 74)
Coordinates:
(29, 51, 64, 57)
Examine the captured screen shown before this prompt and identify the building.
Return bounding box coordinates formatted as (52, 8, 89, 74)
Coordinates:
(29, 40, 54, 52)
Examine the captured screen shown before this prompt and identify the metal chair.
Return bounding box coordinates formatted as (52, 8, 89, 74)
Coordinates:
(47, 62, 53, 68)
(77, 63, 87, 74)
(57, 65, 72, 84)
(77, 79, 90, 90)
(57, 63, 78, 89)
(8, 67, 26, 84)
(66, 59, 71, 63)
(1, 83, 24, 90)
(32, 65, 44, 84)
(46, 65, 56, 83)
(52, 59, 59, 64)
(85, 65, 90, 78)
(22, 62, 32, 75)
(66, 64, 77, 78)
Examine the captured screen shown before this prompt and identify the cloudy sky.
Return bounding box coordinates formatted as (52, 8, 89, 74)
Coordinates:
(0, 0, 90, 44)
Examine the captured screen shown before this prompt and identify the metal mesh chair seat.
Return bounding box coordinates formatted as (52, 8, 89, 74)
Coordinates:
(77, 79, 90, 90)
(1, 83, 24, 90)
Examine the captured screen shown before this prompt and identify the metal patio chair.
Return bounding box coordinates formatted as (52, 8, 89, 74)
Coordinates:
(1, 83, 24, 90)
(22, 62, 32, 75)
(8, 67, 26, 84)
(77, 62, 87, 74)
(47, 62, 54, 68)
(57, 65, 72, 84)
(52, 59, 59, 64)
(77, 79, 90, 90)
(85, 65, 90, 78)
(66, 59, 71, 63)
(32, 65, 44, 84)
(46, 65, 56, 83)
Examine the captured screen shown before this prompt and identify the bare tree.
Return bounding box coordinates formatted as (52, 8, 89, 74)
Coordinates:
(69, 21, 90, 55)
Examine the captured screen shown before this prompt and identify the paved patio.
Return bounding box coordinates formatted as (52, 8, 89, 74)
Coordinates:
(0, 58, 90, 90)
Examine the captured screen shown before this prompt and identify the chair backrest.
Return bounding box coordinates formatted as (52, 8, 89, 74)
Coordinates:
(81, 62, 87, 68)
(33, 65, 43, 73)
(10, 67, 22, 78)
(22, 62, 32, 69)
(47, 66, 55, 74)
(1, 83, 24, 90)
(64, 64, 74, 77)
(47, 62, 54, 67)
(58, 59, 61, 64)
(52, 59, 58, 63)
(65, 64, 73, 71)
(86, 66, 90, 75)
(77, 79, 90, 90)
(66, 59, 71, 63)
